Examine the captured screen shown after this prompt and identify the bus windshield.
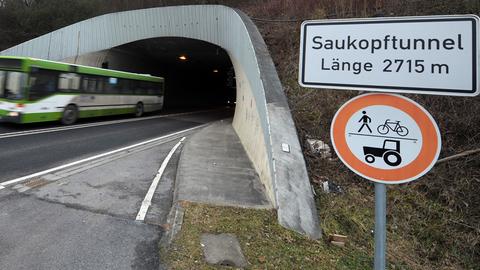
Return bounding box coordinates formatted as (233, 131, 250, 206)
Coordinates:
(0, 70, 26, 100)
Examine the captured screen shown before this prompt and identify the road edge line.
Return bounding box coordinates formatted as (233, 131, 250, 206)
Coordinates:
(135, 137, 186, 221)
(0, 126, 204, 188)
(0, 109, 217, 139)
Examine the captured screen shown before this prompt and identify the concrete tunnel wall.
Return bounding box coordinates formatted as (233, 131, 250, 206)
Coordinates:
(0, 5, 320, 239)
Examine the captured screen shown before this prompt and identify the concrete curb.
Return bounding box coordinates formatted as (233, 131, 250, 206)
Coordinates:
(159, 126, 208, 248)
(159, 201, 185, 248)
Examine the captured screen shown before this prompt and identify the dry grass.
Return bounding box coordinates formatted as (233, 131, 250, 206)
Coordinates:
(164, 202, 398, 270)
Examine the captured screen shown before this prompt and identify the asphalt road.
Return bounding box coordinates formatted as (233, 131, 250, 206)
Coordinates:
(0, 108, 233, 270)
(0, 109, 232, 182)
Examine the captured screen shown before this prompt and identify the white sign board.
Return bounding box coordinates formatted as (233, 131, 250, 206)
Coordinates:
(331, 93, 441, 184)
(299, 15, 480, 96)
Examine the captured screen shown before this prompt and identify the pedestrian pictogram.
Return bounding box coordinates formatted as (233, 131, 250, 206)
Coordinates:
(331, 93, 441, 184)
(358, 111, 372, 133)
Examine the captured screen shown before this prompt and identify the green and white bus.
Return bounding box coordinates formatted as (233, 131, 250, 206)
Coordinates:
(0, 56, 164, 124)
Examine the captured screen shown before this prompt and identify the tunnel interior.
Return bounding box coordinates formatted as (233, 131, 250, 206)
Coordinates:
(101, 37, 236, 111)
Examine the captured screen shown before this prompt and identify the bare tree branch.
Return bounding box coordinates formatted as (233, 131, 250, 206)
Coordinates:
(436, 149, 480, 165)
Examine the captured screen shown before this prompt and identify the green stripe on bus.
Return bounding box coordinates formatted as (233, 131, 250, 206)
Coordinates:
(21, 112, 62, 123)
(17, 107, 136, 123)
(1, 93, 161, 104)
(78, 107, 135, 118)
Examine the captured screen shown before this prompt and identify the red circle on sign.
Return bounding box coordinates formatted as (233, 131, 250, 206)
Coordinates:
(331, 93, 441, 184)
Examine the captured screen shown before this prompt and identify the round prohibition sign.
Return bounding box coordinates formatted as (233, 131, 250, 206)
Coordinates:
(331, 93, 441, 184)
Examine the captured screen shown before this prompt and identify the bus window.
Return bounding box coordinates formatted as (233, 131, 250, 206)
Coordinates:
(137, 81, 149, 95)
(131, 80, 142, 95)
(96, 77, 104, 93)
(159, 82, 165, 95)
(0, 58, 22, 70)
(153, 83, 160, 95)
(29, 69, 57, 100)
(4, 72, 26, 100)
(71, 75, 80, 90)
(58, 73, 80, 92)
(0, 71, 5, 97)
(105, 77, 117, 94)
(118, 79, 132, 94)
(82, 76, 97, 93)
(154, 82, 164, 95)
(147, 82, 156, 95)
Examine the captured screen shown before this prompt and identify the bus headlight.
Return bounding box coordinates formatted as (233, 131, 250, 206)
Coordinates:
(8, 112, 19, 117)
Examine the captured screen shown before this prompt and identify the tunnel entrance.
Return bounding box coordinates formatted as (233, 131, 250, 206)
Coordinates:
(1, 5, 320, 238)
(100, 37, 236, 111)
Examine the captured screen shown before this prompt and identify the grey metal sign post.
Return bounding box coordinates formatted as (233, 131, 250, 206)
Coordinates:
(374, 183, 387, 270)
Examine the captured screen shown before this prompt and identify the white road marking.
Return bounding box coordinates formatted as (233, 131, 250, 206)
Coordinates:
(0, 186, 4, 190)
(0, 126, 204, 189)
(135, 137, 186, 221)
(0, 109, 215, 139)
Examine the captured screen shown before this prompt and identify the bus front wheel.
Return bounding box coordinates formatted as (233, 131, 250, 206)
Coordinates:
(135, 103, 144, 117)
(61, 104, 78, 125)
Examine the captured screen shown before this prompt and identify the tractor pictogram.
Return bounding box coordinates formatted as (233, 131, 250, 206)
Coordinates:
(363, 139, 402, 167)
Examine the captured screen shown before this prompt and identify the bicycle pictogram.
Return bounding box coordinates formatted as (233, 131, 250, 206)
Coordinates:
(377, 119, 409, 136)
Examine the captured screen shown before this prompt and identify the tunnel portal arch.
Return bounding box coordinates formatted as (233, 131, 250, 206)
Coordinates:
(69, 36, 238, 110)
(1, 5, 320, 239)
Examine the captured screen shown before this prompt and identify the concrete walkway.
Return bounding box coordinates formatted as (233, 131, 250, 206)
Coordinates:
(176, 119, 271, 209)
